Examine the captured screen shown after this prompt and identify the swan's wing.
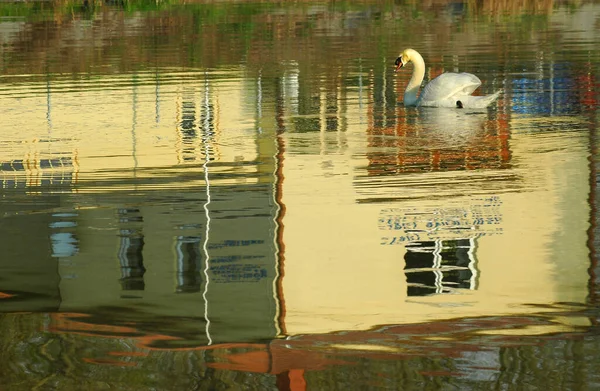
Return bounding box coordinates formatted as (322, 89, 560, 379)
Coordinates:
(458, 90, 502, 109)
(419, 72, 481, 103)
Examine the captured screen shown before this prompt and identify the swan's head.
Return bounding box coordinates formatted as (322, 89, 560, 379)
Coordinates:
(394, 48, 415, 72)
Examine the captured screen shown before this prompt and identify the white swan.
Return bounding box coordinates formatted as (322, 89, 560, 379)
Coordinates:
(394, 48, 501, 109)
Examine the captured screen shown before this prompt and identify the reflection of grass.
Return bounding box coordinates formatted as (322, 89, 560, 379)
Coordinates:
(0, 0, 571, 20)
(0, 0, 173, 18)
(0, 1, 295, 19)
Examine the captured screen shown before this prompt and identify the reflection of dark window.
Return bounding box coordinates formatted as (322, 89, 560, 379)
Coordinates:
(292, 117, 321, 132)
(404, 239, 477, 297)
(1, 157, 73, 188)
(326, 117, 338, 131)
(175, 236, 202, 293)
(179, 97, 197, 162)
(118, 230, 146, 291)
(178, 93, 215, 161)
(117, 208, 143, 223)
(180, 101, 196, 136)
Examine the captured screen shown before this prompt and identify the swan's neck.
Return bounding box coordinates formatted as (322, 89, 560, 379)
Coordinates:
(404, 51, 425, 106)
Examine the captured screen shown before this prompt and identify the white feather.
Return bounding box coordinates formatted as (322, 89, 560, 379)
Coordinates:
(397, 49, 501, 109)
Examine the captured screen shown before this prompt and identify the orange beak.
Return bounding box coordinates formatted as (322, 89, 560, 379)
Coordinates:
(394, 57, 403, 72)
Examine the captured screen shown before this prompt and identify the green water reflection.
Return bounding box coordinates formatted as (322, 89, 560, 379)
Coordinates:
(1, 0, 599, 389)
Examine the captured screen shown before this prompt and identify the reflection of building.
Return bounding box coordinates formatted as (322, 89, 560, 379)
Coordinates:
(278, 57, 591, 338)
(0, 54, 594, 343)
(0, 2, 599, 389)
(0, 71, 284, 346)
(0, 60, 597, 391)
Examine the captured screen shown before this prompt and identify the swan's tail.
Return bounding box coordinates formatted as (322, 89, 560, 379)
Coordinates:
(459, 90, 502, 109)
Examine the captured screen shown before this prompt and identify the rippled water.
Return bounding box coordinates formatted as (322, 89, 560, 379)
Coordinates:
(1, 1, 600, 389)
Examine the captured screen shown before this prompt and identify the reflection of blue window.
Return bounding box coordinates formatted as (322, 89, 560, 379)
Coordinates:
(175, 236, 202, 293)
(50, 214, 78, 258)
(404, 239, 478, 296)
(50, 232, 78, 258)
(511, 63, 579, 115)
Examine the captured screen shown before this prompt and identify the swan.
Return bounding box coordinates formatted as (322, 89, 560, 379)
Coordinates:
(394, 48, 501, 109)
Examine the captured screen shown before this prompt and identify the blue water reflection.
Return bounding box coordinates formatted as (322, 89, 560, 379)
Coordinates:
(512, 62, 594, 115)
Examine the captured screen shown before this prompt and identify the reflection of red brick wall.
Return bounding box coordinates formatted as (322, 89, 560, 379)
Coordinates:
(366, 84, 511, 176)
(48, 310, 572, 389)
(576, 72, 597, 108)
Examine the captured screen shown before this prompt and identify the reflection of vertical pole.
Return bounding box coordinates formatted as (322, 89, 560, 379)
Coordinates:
(132, 74, 139, 173)
(257, 70, 263, 134)
(468, 238, 479, 290)
(276, 369, 306, 391)
(202, 74, 213, 345)
(586, 68, 599, 306)
(433, 240, 443, 293)
(382, 57, 387, 127)
(358, 58, 363, 120)
(337, 78, 343, 147)
(274, 131, 287, 337)
(155, 70, 160, 124)
(272, 75, 287, 336)
(549, 54, 554, 114)
(46, 77, 52, 133)
(319, 86, 326, 151)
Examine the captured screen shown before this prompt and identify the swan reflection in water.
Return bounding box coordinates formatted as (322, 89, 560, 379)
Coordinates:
(367, 106, 510, 175)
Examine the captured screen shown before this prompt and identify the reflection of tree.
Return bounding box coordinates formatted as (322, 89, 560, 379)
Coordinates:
(0, 1, 587, 79)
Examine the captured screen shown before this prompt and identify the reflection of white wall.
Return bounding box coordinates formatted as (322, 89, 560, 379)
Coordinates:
(506, 125, 591, 303)
(281, 108, 591, 335)
(0, 71, 260, 191)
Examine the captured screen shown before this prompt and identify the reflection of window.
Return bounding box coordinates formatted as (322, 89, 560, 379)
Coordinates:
(1, 157, 73, 188)
(50, 232, 78, 258)
(175, 236, 202, 293)
(50, 217, 78, 258)
(118, 229, 145, 291)
(404, 239, 478, 297)
(180, 100, 197, 136)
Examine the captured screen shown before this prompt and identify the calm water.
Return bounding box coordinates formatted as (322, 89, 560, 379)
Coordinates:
(1, 1, 600, 389)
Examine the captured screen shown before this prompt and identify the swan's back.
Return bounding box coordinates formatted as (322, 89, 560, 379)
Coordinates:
(419, 72, 484, 108)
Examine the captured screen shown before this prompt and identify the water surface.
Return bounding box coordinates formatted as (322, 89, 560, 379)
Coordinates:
(1, 1, 600, 389)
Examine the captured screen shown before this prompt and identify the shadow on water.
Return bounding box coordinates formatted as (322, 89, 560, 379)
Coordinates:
(1, 0, 600, 389)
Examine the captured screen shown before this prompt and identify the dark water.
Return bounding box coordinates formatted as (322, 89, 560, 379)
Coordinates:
(1, 1, 600, 389)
